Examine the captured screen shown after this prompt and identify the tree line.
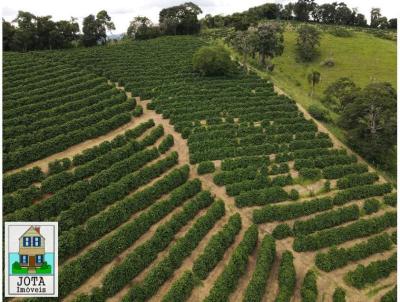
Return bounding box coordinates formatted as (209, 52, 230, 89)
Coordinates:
(203, 1, 396, 31)
(3, 2, 204, 51)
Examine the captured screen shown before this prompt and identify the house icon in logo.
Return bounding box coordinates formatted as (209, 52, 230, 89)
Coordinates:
(18, 226, 45, 274)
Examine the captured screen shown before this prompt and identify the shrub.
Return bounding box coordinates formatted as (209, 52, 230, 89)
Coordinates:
(329, 27, 352, 37)
(253, 197, 333, 224)
(235, 186, 289, 208)
(48, 158, 72, 175)
(293, 205, 359, 236)
(193, 213, 241, 280)
(275, 251, 296, 302)
(204, 225, 258, 302)
(272, 224, 293, 239)
(125, 200, 225, 301)
(299, 168, 321, 180)
(363, 198, 380, 215)
(293, 211, 396, 252)
(332, 287, 346, 302)
(289, 189, 300, 200)
(192, 45, 234, 76)
(3, 166, 44, 194)
(322, 163, 368, 179)
(381, 286, 396, 302)
(300, 271, 318, 302)
(336, 172, 379, 189)
(197, 161, 216, 175)
(162, 271, 195, 302)
(158, 134, 174, 154)
(384, 193, 397, 207)
(315, 233, 393, 272)
(100, 191, 214, 298)
(345, 253, 396, 289)
(133, 105, 143, 117)
(243, 235, 276, 302)
(308, 105, 330, 122)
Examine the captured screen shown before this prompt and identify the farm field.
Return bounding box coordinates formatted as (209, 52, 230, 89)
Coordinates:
(3, 35, 397, 302)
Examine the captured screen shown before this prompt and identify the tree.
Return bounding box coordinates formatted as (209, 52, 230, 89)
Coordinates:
(96, 10, 115, 44)
(232, 28, 259, 73)
(281, 3, 295, 20)
(293, 0, 316, 22)
(339, 82, 396, 168)
(192, 45, 234, 76)
(2, 19, 16, 51)
(159, 2, 202, 35)
(296, 24, 320, 62)
(388, 18, 397, 29)
(82, 10, 114, 47)
(370, 8, 381, 28)
(308, 70, 321, 97)
(323, 77, 359, 112)
(127, 16, 158, 40)
(257, 22, 284, 67)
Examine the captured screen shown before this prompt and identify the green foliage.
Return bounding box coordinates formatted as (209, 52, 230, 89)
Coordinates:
(243, 235, 276, 302)
(345, 253, 396, 289)
(192, 45, 234, 76)
(380, 286, 396, 302)
(315, 233, 393, 272)
(322, 163, 368, 179)
(293, 211, 397, 252)
(275, 250, 296, 302)
(158, 134, 174, 154)
(384, 193, 397, 207)
(332, 287, 346, 302)
(235, 186, 289, 207)
(293, 204, 359, 236)
(193, 214, 241, 280)
(133, 105, 143, 117)
(96, 191, 214, 299)
(125, 200, 225, 301)
(48, 158, 72, 175)
(253, 196, 333, 223)
(289, 189, 300, 200)
(296, 25, 321, 62)
(336, 172, 379, 189)
(3, 166, 44, 194)
(58, 166, 194, 261)
(339, 82, 397, 170)
(162, 271, 195, 302)
(272, 223, 293, 239)
(3, 185, 43, 215)
(299, 168, 321, 180)
(204, 225, 258, 302)
(329, 27, 353, 37)
(197, 161, 216, 175)
(363, 198, 380, 215)
(308, 105, 330, 122)
(300, 270, 317, 302)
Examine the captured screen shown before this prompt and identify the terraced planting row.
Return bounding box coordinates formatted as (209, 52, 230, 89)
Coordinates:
(3, 52, 139, 171)
(4, 35, 396, 301)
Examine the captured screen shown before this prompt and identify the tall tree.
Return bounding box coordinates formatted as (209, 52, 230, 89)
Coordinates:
(339, 82, 396, 167)
(257, 22, 284, 67)
(82, 10, 115, 47)
(323, 77, 359, 112)
(127, 16, 153, 39)
(2, 19, 16, 51)
(159, 2, 202, 35)
(296, 24, 320, 62)
(233, 28, 259, 73)
(293, 0, 316, 22)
